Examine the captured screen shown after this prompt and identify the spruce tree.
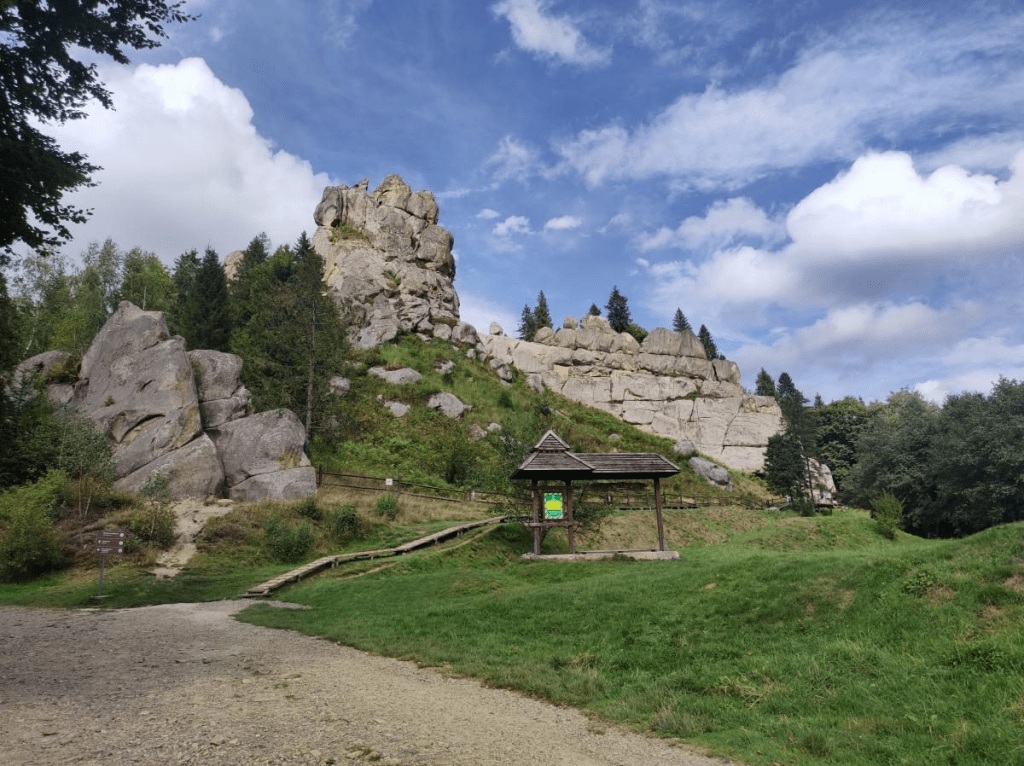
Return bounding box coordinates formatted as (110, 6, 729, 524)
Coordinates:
(533, 291, 552, 332)
(230, 233, 272, 328)
(169, 248, 200, 339)
(755, 368, 776, 397)
(517, 304, 537, 341)
(697, 324, 720, 360)
(605, 286, 631, 333)
(190, 247, 231, 351)
(587, 303, 601, 316)
(672, 308, 691, 333)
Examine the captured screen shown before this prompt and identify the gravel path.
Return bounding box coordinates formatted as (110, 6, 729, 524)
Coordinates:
(0, 601, 742, 766)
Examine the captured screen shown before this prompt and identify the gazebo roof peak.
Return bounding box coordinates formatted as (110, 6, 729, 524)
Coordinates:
(532, 429, 571, 452)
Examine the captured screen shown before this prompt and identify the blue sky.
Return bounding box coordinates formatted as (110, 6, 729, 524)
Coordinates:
(35, 0, 1024, 404)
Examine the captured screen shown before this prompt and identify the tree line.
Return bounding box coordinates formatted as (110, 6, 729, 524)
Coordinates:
(0, 232, 349, 485)
(757, 368, 1024, 538)
(517, 288, 725, 361)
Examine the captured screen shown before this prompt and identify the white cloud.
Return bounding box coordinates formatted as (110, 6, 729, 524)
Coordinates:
(458, 291, 521, 336)
(639, 197, 781, 250)
(477, 208, 501, 219)
(485, 135, 543, 185)
(46, 58, 334, 262)
(493, 215, 532, 237)
(917, 132, 1024, 175)
(491, 0, 610, 67)
(544, 215, 582, 231)
(786, 151, 1024, 261)
(554, 15, 1024, 187)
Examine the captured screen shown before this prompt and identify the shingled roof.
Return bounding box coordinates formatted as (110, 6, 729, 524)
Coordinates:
(510, 430, 680, 481)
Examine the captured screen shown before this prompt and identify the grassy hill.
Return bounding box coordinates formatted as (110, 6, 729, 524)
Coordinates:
(4, 333, 1023, 765)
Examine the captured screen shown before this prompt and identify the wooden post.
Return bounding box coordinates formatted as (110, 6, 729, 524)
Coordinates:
(565, 481, 575, 555)
(532, 480, 541, 555)
(654, 477, 666, 552)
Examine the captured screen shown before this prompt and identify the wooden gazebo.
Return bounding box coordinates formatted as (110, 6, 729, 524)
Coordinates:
(510, 430, 681, 555)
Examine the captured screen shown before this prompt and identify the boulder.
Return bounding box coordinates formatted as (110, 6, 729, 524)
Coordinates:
(188, 350, 251, 429)
(113, 434, 223, 498)
(689, 457, 733, 491)
(209, 409, 311, 488)
(369, 366, 423, 385)
(808, 459, 838, 506)
(490, 322, 504, 336)
(673, 439, 697, 456)
(382, 399, 410, 417)
(329, 376, 351, 396)
(451, 322, 479, 345)
(427, 392, 469, 418)
(468, 423, 488, 440)
(74, 303, 201, 478)
(222, 250, 245, 281)
(229, 467, 317, 503)
(14, 350, 76, 405)
(435, 359, 456, 375)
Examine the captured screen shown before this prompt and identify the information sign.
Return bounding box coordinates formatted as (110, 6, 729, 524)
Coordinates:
(544, 492, 563, 520)
(95, 530, 126, 556)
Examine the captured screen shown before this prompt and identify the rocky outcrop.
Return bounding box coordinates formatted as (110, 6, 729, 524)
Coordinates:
(312, 175, 468, 349)
(15, 350, 76, 405)
(476, 314, 783, 472)
(58, 302, 314, 501)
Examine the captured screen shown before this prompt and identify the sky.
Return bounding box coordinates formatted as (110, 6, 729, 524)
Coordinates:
(23, 0, 1024, 405)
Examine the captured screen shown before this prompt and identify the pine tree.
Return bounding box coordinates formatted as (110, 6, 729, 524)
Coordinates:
(189, 247, 231, 351)
(755, 368, 776, 397)
(697, 324, 720, 360)
(232, 232, 347, 443)
(533, 291, 552, 332)
(672, 308, 691, 333)
(168, 249, 200, 339)
(230, 233, 272, 328)
(587, 303, 601, 316)
(517, 304, 537, 341)
(605, 286, 631, 333)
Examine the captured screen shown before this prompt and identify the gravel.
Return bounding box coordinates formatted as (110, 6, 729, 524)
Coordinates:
(0, 600, 741, 766)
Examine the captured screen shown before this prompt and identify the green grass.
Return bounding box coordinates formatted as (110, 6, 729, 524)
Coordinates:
(238, 516, 1024, 766)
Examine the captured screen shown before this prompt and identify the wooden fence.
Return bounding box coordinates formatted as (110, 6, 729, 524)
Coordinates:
(316, 469, 782, 512)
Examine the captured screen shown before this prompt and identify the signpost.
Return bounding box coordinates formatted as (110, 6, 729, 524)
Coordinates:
(544, 492, 563, 520)
(95, 530, 126, 597)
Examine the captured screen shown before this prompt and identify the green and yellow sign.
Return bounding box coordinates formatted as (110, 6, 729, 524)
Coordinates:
(544, 492, 563, 520)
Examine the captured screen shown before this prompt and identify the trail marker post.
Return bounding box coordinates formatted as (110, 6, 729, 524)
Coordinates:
(95, 530, 126, 597)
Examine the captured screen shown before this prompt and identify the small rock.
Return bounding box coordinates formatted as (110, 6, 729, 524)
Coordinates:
(489, 322, 504, 336)
(369, 366, 423, 385)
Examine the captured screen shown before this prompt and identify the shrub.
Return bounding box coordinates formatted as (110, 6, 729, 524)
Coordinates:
(0, 471, 66, 581)
(872, 492, 902, 540)
(375, 493, 400, 520)
(497, 389, 515, 409)
(329, 504, 361, 539)
(128, 473, 176, 549)
(266, 516, 315, 562)
(297, 496, 322, 521)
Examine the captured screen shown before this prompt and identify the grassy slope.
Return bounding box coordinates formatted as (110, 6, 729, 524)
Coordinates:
(238, 512, 1024, 766)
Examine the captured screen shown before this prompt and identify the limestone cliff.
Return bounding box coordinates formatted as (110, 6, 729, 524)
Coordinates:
(312, 175, 476, 348)
(478, 316, 783, 472)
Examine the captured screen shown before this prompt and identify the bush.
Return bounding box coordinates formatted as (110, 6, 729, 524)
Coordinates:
(375, 493, 400, 520)
(266, 516, 315, 562)
(297, 496, 322, 521)
(329, 504, 361, 539)
(872, 492, 902, 540)
(0, 471, 66, 581)
(128, 473, 177, 548)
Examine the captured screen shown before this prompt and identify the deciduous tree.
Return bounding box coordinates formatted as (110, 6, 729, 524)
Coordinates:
(0, 1, 194, 255)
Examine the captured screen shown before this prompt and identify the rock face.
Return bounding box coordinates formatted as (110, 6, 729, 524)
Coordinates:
(312, 175, 464, 349)
(477, 314, 784, 472)
(62, 302, 314, 501)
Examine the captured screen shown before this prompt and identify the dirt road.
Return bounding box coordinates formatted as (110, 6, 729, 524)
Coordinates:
(0, 600, 740, 766)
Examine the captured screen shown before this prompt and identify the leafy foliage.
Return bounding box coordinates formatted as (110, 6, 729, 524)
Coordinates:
(265, 515, 315, 563)
(128, 473, 176, 548)
(871, 491, 902, 540)
(55, 408, 115, 518)
(375, 493, 400, 520)
(329, 504, 362, 539)
(0, 470, 66, 582)
(120, 247, 174, 313)
(0, 0, 194, 255)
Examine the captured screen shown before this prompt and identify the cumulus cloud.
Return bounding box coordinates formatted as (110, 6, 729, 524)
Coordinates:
(493, 215, 533, 237)
(45, 57, 334, 263)
(477, 208, 502, 219)
(491, 0, 610, 67)
(544, 215, 582, 231)
(639, 197, 781, 251)
(458, 291, 521, 336)
(553, 15, 1024, 187)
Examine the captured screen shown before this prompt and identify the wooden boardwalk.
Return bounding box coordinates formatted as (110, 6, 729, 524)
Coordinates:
(243, 516, 508, 598)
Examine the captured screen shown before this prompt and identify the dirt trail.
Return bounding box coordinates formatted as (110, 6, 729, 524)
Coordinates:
(0, 600, 742, 766)
(152, 499, 236, 579)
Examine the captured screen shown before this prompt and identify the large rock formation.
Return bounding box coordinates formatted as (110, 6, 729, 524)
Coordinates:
(312, 175, 476, 348)
(477, 315, 784, 472)
(26, 302, 316, 501)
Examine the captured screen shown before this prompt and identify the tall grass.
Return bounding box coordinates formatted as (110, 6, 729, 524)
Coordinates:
(239, 515, 1024, 766)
